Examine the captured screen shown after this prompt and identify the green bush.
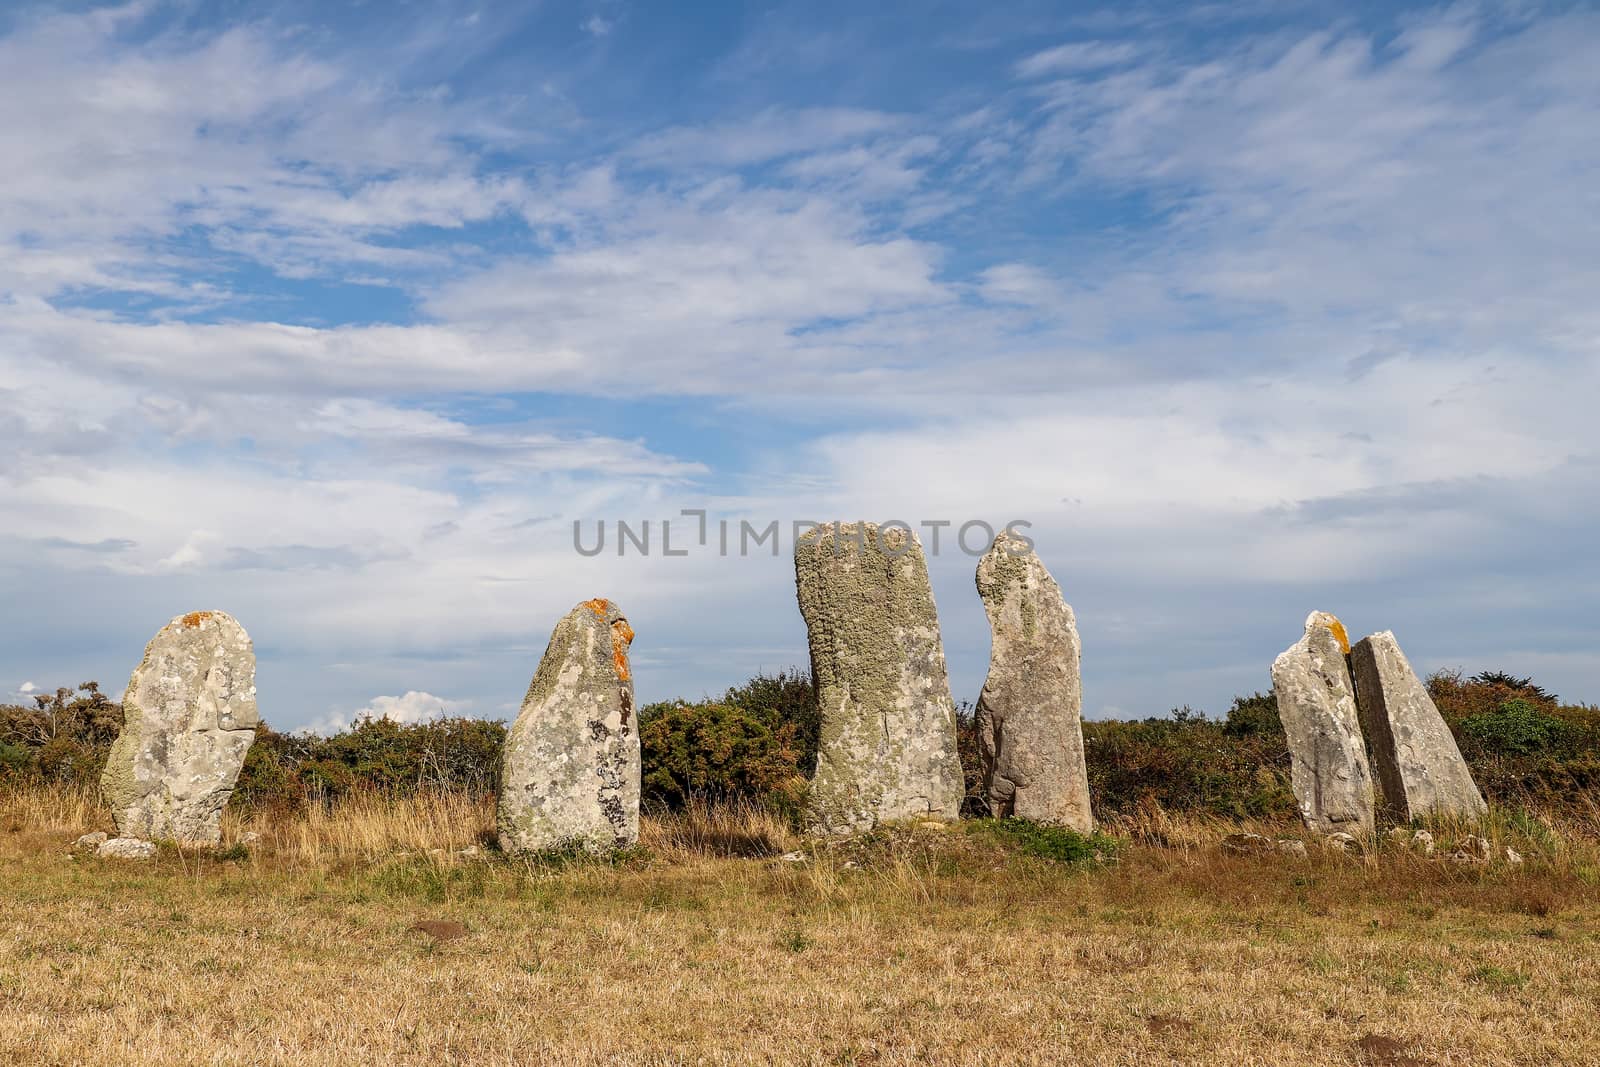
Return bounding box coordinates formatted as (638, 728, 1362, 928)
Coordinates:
(233, 716, 506, 808)
(0, 683, 122, 783)
(637, 669, 819, 816)
(638, 700, 806, 813)
(1458, 698, 1574, 757)
(0, 740, 32, 777)
(1084, 711, 1296, 820)
(1223, 691, 1281, 738)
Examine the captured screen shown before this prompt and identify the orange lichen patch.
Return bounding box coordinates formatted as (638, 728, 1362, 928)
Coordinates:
(583, 598, 610, 618)
(1312, 612, 1351, 654)
(180, 611, 214, 629)
(610, 619, 634, 682)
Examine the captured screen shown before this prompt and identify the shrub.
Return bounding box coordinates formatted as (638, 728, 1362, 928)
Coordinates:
(233, 716, 506, 808)
(1223, 691, 1282, 738)
(0, 683, 122, 783)
(1084, 710, 1296, 820)
(719, 670, 821, 776)
(1458, 698, 1573, 758)
(639, 700, 806, 814)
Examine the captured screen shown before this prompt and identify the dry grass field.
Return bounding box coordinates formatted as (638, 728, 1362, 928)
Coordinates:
(3, 786, 1598, 1066)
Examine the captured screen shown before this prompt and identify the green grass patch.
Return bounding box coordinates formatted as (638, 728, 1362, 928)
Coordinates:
(976, 818, 1122, 865)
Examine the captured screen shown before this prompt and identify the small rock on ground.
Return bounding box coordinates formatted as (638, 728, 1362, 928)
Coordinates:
(97, 837, 157, 861)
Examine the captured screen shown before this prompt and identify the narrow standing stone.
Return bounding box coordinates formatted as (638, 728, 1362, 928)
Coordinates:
(794, 522, 964, 833)
(498, 599, 640, 854)
(100, 611, 258, 845)
(974, 532, 1093, 830)
(1350, 631, 1487, 822)
(1270, 611, 1375, 835)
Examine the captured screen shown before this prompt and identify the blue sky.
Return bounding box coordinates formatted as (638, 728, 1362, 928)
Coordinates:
(3, 0, 1598, 730)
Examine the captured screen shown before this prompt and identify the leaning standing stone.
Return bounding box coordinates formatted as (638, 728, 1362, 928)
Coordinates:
(1351, 631, 1487, 822)
(974, 532, 1093, 830)
(100, 611, 258, 845)
(498, 599, 640, 854)
(1270, 611, 1375, 835)
(794, 522, 964, 833)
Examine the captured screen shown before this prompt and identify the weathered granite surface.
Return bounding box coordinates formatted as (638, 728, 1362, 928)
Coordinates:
(1351, 631, 1487, 822)
(1270, 612, 1375, 835)
(498, 599, 640, 854)
(100, 611, 258, 845)
(974, 531, 1092, 830)
(795, 522, 964, 833)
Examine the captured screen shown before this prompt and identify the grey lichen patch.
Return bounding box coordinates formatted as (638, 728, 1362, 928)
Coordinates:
(974, 531, 1093, 830)
(497, 599, 640, 855)
(1270, 611, 1375, 835)
(100, 610, 258, 845)
(794, 522, 963, 834)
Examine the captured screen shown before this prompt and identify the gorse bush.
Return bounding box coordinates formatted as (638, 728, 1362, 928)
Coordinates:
(0, 683, 122, 784)
(638, 700, 806, 812)
(1084, 708, 1297, 819)
(4, 664, 1599, 824)
(638, 670, 817, 815)
(1458, 698, 1573, 757)
(236, 716, 507, 810)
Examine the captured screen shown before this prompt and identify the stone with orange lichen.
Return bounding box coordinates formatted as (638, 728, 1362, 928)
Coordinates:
(1270, 611, 1375, 835)
(100, 610, 258, 845)
(497, 599, 639, 854)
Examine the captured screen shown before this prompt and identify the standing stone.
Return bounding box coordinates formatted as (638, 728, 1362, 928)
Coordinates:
(794, 522, 964, 833)
(498, 599, 639, 854)
(1350, 631, 1487, 822)
(100, 611, 258, 845)
(974, 532, 1093, 830)
(1270, 611, 1375, 835)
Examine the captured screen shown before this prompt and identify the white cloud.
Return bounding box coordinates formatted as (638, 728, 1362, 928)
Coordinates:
(627, 108, 904, 169)
(302, 690, 471, 735)
(1014, 40, 1140, 78)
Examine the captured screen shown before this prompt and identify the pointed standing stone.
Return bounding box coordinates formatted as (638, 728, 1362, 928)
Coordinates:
(1270, 611, 1375, 835)
(498, 599, 640, 854)
(974, 532, 1093, 830)
(100, 611, 258, 845)
(1351, 631, 1487, 822)
(794, 522, 964, 833)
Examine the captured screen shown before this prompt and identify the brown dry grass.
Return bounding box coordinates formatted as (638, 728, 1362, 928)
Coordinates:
(3, 783, 1598, 1066)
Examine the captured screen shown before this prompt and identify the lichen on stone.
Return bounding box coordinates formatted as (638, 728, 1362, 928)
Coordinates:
(794, 522, 963, 834)
(498, 599, 641, 855)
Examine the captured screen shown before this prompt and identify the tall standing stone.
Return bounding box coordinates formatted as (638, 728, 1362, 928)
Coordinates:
(100, 611, 258, 845)
(498, 598, 640, 854)
(974, 532, 1093, 830)
(794, 522, 964, 833)
(1270, 611, 1375, 835)
(1351, 631, 1487, 822)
